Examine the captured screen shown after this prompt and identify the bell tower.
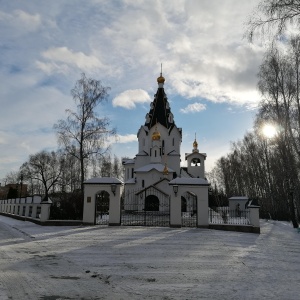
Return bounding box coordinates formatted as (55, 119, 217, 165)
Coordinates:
(185, 134, 206, 178)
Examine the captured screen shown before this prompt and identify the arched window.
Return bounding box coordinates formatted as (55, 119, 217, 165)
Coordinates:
(191, 158, 201, 167)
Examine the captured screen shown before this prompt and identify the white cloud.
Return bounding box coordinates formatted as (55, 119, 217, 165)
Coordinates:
(167, 43, 263, 106)
(15, 10, 41, 29)
(167, 35, 192, 54)
(35, 61, 70, 75)
(112, 89, 151, 109)
(0, 9, 41, 32)
(180, 102, 206, 114)
(37, 47, 104, 74)
(0, 131, 9, 145)
(115, 134, 137, 143)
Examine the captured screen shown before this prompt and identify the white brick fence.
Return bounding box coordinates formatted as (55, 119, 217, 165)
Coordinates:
(0, 196, 51, 223)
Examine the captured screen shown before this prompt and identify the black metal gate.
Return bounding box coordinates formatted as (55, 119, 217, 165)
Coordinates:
(181, 192, 197, 227)
(95, 190, 110, 225)
(121, 187, 170, 227)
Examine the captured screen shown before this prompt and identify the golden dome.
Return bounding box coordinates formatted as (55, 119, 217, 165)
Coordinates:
(152, 126, 161, 140)
(163, 163, 169, 175)
(157, 74, 165, 84)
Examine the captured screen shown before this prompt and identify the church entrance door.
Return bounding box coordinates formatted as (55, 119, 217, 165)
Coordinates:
(121, 187, 170, 227)
(145, 195, 159, 211)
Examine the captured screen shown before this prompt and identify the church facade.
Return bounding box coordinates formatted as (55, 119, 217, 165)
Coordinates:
(121, 72, 209, 218)
(83, 72, 210, 227)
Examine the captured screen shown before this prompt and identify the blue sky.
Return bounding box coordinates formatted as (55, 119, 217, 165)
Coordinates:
(0, 0, 263, 181)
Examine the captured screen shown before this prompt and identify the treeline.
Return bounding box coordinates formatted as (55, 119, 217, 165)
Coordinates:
(208, 0, 300, 227)
(4, 151, 124, 196)
(2, 73, 121, 218)
(209, 36, 300, 227)
(3, 151, 123, 219)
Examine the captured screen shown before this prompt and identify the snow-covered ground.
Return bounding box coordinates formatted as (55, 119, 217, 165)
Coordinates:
(0, 216, 299, 300)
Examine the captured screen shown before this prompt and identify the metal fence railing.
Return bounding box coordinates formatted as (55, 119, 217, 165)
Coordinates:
(121, 187, 170, 227)
(209, 207, 250, 225)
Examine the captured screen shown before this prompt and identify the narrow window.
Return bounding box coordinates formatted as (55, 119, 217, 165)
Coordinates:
(29, 206, 33, 217)
(142, 180, 145, 188)
(155, 150, 157, 157)
(172, 138, 175, 146)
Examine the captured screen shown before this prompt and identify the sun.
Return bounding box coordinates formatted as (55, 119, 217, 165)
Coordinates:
(262, 124, 277, 138)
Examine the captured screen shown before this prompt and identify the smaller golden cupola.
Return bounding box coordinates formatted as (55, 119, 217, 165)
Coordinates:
(163, 163, 169, 175)
(193, 139, 198, 149)
(193, 133, 199, 153)
(152, 125, 161, 141)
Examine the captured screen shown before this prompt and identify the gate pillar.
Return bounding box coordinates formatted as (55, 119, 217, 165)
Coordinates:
(83, 177, 123, 225)
(196, 187, 209, 227)
(170, 191, 181, 228)
(40, 199, 52, 222)
(169, 178, 210, 228)
(109, 183, 122, 226)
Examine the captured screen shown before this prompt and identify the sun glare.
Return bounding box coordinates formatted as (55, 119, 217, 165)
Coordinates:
(262, 124, 277, 138)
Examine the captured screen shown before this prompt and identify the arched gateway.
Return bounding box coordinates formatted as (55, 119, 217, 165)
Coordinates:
(95, 190, 110, 225)
(83, 177, 122, 226)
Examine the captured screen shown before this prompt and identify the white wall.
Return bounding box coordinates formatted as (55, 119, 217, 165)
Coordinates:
(0, 196, 48, 220)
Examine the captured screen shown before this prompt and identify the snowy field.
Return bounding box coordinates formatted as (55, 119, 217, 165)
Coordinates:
(0, 216, 299, 300)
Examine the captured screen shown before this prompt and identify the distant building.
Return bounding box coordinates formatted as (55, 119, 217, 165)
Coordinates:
(0, 183, 28, 199)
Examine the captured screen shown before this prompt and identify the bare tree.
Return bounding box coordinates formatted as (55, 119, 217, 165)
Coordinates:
(54, 73, 116, 191)
(20, 151, 64, 202)
(246, 0, 300, 42)
(3, 171, 20, 185)
(112, 155, 123, 180)
(59, 149, 81, 193)
(257, 43, 300, 227)
(100, 154, 112, 177)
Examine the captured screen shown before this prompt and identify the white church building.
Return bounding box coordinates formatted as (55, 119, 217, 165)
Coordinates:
(83, 72, 210, 228)
(121, 72, 209, 219)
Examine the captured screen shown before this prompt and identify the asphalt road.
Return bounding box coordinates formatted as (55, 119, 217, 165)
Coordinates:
(0, 216, 299, 300)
